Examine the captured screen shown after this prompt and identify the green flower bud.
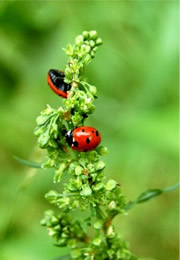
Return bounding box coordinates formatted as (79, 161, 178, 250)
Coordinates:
(54, 224, 61, 231)
(57, 238, 66, 246)
(69, 162, 77, 174)
(53, 163, 67, 183)
(89, 30, 98, 40)
(84, 40, 90, 46)
(44, 209, 54, 217)
(72, 200, 80, 208)
(68, 238, 77, 248)
(40, 219, 46, 226)
(82, 31, 89, 39)
(72, 113, 83, 126)
(93, 237, 102, 246)
(41, 158, 54, 169)
(83, 54, 92, 64)
(57, 107, 65, 115)
(63, 44, 74, 56)
(95, 160, 106, 171)
(89, 40, 95, 48)
(42, 105, 54, 115)
(108, 200, 116, 210)
(75, 35, 84, 46)
(65, 67, 73, 81)
(51, 216, 59, 225)
(48, 228, 57, 237)
(96, 146, 109, 155)
(106, 225, 115, 238)
(96, 37, 103, 46)
(81, 103, 95, 114)
(81, 44, 91, 53)
(90, 51, 95, 58)
(87, 163, 95, 173)
(45, 190, 59, 203)
(91, 173, 97, 182)
(78, 90, 86, 99)
(88, 84, 97, 97)
(61, 232, 68, 238)
(75, 165, 84, 175)
(93, 182, 104, 191)
(94, 220, 103, 229)
(69, 177, 82, 190)
(93, 46, 98, 52)
(70, 61, 81, 73)
(58, 197, 70, 208)
(80, 184, 92, 196)
(105, 179, 117, 191)
(71, 248, 81, 259)
(79, 158, 87, 167)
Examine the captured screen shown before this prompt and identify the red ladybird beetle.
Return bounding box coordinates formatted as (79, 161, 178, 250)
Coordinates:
(66, 126, 101, 152)
(47, 69, 71, 98)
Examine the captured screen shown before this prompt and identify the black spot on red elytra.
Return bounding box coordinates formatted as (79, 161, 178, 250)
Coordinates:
(86, 138, 90, 144)
(96, 131, 99, 136)
(73, 141, 79, 147)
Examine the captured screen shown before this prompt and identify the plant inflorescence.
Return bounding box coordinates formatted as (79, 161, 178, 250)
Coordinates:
(34, 30, 138, 260)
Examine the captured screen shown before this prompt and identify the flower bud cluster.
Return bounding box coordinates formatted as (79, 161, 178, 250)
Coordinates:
(35, 31, 137, 259)
(63, 30, 102, 82)
(41, 210, 87, 248)
(70, 231, 137, 260)
(62, 31, 103, 117)
(64, 81, 97, 123)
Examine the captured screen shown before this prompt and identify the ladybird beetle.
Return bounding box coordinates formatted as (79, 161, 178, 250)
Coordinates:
(66, 126, 101, 152)
(47, 69, 71, 98)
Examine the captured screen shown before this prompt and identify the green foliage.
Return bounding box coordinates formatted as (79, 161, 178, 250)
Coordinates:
(35, 31, 137, 259)
(125, 183, 180, 210)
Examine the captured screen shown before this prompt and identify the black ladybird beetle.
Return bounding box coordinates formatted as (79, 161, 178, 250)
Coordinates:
(65, 126, 101, 152)
(47, 69, 71, 98)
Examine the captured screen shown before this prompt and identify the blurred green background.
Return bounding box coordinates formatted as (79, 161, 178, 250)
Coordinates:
(0, 1, 178, 260)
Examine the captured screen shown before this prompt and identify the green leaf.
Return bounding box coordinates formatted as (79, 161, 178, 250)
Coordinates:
(36, 115, 51, 126)
(14, 156, 42, 168)
(125, 183, 180, 210)
(136, 189, 162, 203)
(38, 130, 50, 148)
